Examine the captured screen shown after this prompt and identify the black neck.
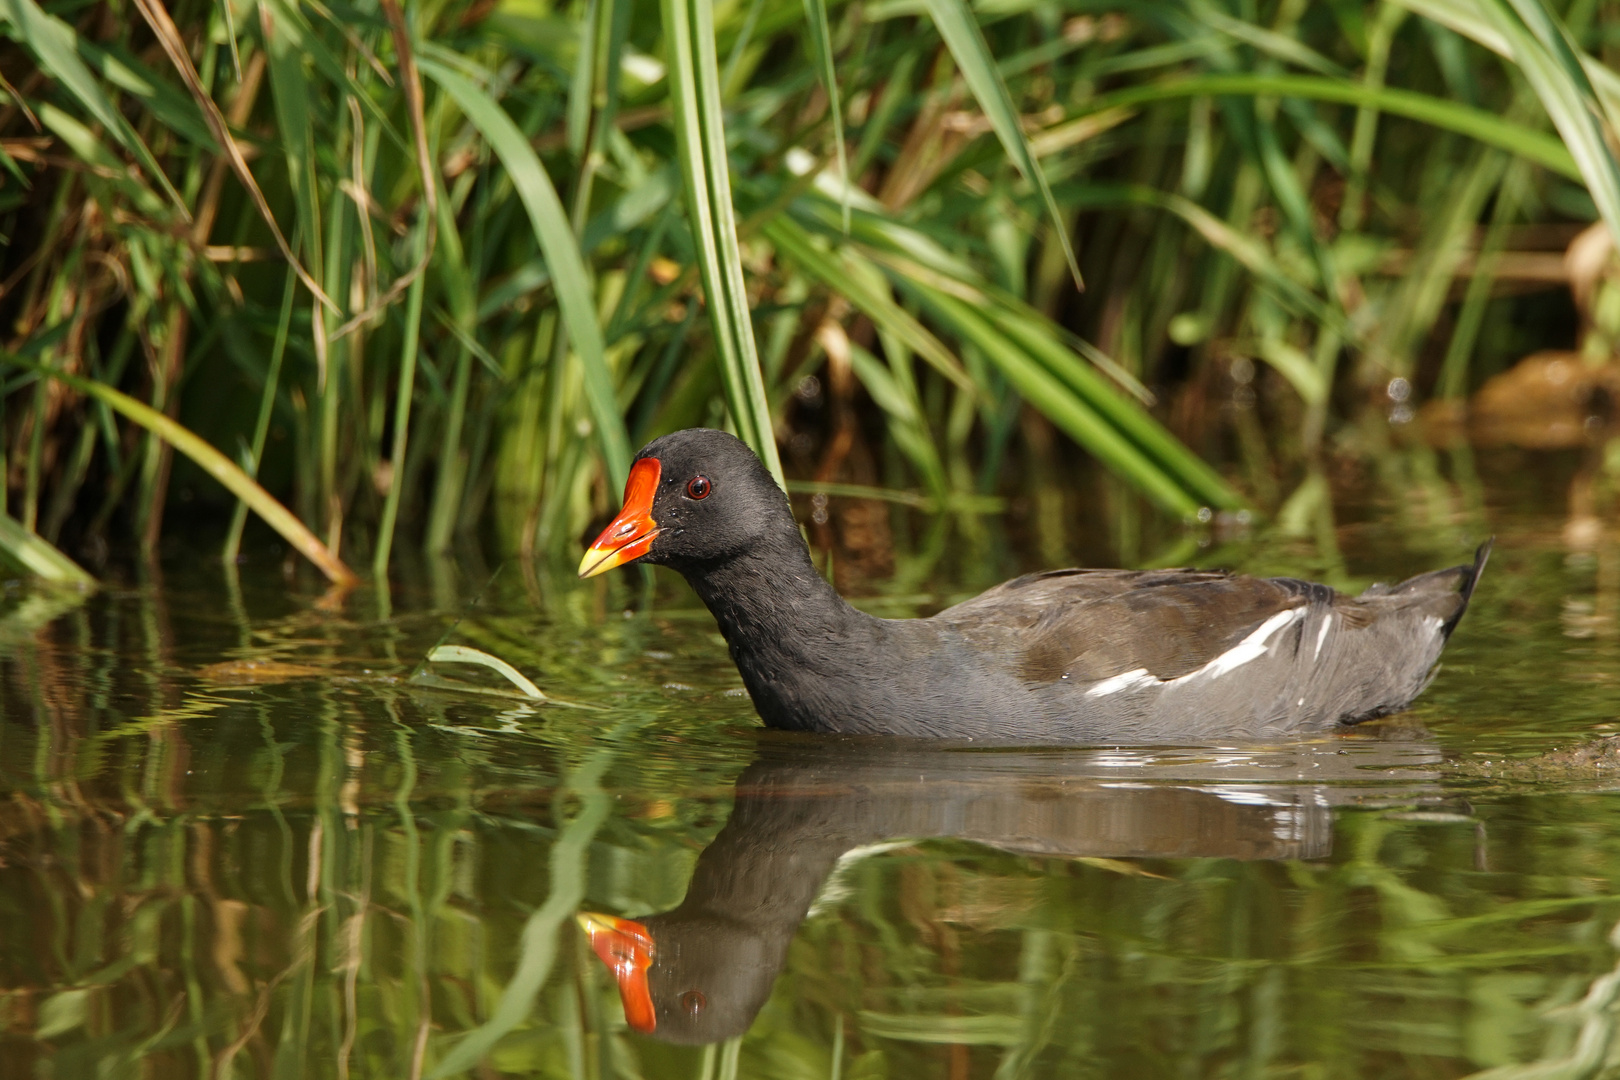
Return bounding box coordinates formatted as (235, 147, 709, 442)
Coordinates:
(677, 525, 867, 669)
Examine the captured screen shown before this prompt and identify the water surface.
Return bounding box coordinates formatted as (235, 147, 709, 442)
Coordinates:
(5, 448, 1620, 1078)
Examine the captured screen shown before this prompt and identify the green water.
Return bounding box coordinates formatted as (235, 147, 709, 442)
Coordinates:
(7, 447, 1620, 1078)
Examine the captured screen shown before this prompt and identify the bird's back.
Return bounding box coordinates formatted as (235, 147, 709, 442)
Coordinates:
(924, 542, 1492, 741)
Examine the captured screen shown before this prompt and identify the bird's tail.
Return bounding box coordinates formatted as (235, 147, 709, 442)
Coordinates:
(1442, 537, 1493, 638)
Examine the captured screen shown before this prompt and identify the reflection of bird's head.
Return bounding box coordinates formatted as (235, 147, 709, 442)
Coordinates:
(578, 910, 783, 1044)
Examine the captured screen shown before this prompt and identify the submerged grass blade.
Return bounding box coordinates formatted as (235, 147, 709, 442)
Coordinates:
(426, 645, 545, 699)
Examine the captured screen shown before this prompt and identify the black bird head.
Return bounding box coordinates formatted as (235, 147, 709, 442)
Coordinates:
(578, 429, 795, 579)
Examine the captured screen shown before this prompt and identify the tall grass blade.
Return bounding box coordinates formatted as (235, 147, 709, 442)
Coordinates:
(423, 54, 632, 490)
(984, 310, 1244, 510)
(924, 0, 1083, 290)
(661, 0, 785, 484)
(128, 0, 338, 312)
(801, 0, 850, 233)
(374, 227, 428, 584)
(12, 360, 357, 586)
(764, 217, 977, 394)
(224, 266, 298, 565)
(1394, 0, 1620, 120)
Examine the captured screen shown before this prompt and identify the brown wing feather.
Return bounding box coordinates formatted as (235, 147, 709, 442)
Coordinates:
(933, 569, 1341, 684)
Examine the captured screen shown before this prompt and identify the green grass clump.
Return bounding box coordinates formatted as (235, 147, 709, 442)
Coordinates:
(0, 0, 1614, 584)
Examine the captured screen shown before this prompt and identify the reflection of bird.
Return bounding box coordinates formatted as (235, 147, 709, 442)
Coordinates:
(579, 736, 1442, 1044)
(580, 429, 1491, 742)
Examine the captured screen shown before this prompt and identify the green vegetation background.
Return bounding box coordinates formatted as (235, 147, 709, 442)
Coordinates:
(0, 0, 1616, 587)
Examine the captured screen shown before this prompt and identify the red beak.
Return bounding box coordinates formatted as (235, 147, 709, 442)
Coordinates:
(577, 912, 657, 1033)
(579, 458, 662, 578)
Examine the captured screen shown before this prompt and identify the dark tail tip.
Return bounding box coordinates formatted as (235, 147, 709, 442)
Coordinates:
(1443, 537, 1493, 637)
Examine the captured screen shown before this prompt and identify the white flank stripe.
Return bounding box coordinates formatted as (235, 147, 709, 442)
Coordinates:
(1314, 614, 1333, 659)
(1086, 668, 1153, 697)
(1178, 608, 1304, 682)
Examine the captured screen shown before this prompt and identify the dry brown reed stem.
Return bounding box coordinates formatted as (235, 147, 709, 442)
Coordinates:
(331, 0, 438, 342)
(129, 0, 338, 313)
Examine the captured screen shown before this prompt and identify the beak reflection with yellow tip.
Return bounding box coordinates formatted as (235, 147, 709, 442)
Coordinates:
(576, 911, 658, 1033)
(578, 458, 662, 578)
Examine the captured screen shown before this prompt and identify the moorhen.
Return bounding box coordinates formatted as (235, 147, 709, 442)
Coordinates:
(579, 428, 1490, 742)
(577, 736, 1443, 1042)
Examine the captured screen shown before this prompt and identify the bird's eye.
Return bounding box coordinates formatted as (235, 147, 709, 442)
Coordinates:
(680, 989, 707, 1016)
(686, 476, 712, 499)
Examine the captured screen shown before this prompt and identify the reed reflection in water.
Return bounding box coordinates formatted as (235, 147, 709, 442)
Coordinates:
(4, 511, 1620, 1077)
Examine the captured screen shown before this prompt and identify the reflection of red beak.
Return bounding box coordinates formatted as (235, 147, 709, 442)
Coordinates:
(577, 912, 657, 1033)
(578, 458, 662, 578)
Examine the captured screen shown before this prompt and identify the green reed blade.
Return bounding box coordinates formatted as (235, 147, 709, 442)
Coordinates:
(924, 0, 1082, 291)
(1066, 182, 1343, 333)
(36, 103, 164, 215)
(662, 0, 785, 485)
(10, 358, 357, 586)
(423, 54, 632, 491)
(1395, 0, 1620, 121)
(427, 202, 478, 555)
(261, 4, 322, 279)
(983, 309, 1245, 511)
(78, 40, 216, 149)
(1483, 0, 1620, 250)
(908, 284, 1204, 516)
(374, 224, 428, 584)
(1194, 5, 1349, 77)
(1076, 72, 1578, 180)
(0, 0, 186, 215)
(225, 265, 298, 565)
(763, 217, 977, 394)
(847, 343, 949, 500)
